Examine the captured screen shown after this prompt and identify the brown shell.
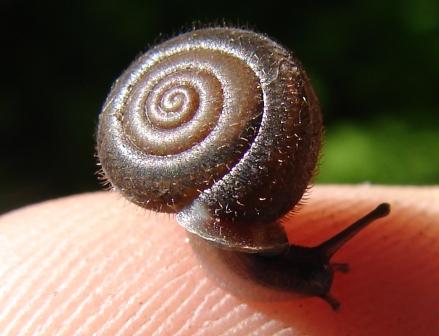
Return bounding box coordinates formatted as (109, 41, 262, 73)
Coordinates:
(97, 27, 322, 252)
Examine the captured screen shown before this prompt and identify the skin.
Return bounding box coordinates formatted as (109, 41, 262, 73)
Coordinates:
(0, 185, 438, 335)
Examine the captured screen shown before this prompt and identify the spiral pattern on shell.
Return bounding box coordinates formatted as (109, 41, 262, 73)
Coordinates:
(97, 27, 322, 251)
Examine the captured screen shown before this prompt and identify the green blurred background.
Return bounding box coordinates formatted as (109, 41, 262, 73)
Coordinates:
(1, 0, 438, 214)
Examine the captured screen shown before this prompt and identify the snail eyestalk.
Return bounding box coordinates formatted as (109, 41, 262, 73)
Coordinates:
(317, 203, 391, 259)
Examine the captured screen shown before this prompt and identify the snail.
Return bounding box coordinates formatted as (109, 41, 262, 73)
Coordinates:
(96, 27, 390, 310)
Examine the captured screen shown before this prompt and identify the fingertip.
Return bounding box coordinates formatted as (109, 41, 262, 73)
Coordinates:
(0, 185, 438, 335)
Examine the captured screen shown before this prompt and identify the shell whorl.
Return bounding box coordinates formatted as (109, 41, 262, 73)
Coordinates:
(97, 27, 322, 252)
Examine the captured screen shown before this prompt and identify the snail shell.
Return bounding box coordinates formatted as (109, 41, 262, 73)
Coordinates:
(97, 27, 322, 253)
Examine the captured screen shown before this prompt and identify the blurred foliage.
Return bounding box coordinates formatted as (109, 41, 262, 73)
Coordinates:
(0, 0, 438, 213)
(319, 115, 439, 184)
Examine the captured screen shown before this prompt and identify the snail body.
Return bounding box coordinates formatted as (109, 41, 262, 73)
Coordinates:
(97, 27, 390, 309)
